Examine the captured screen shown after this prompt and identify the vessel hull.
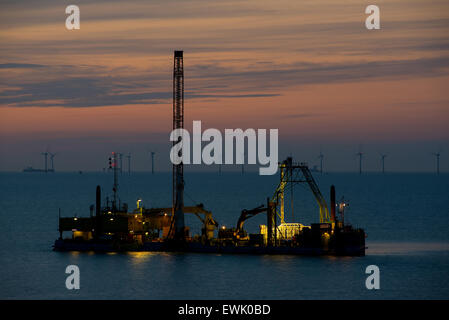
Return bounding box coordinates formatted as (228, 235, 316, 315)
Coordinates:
(53, 239, 365, 256)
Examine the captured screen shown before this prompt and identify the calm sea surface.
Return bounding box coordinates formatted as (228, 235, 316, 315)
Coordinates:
(0, 171, 448, 299)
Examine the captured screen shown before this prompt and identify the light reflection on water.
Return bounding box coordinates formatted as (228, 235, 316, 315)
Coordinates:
(127, 252, 157, 266)
(367, 241, 449, 255)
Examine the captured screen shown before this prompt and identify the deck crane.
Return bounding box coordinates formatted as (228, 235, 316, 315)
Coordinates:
(144, 204, 218, 241)
(235, 157, 331, 241)
(271, 157, 330, 224)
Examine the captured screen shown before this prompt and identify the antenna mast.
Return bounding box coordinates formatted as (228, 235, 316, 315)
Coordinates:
(118, 153, 123, 174)
(109, 152, 118, 212)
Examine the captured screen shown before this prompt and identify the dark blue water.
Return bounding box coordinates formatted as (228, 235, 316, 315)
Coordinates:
(0, 172, 448, 299)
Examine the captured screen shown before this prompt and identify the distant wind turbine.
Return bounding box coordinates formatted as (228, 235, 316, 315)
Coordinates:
(126, 153, 131, 175)
(150, 151, 155, 174)
(356, 146, 363, 175)
(380, 153, 387, 174)
(432, 151, 441, 175)
(318, 151, 324, 174)
(41, 151, 48, 173)
(49, 152, 56, 172)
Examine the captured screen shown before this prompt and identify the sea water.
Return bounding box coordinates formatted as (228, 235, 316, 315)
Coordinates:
(0, 171, 448, 299)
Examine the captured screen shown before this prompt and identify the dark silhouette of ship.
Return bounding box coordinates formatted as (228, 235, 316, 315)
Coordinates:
(54, 157, 366, 256)
(53, 51, 365, 256)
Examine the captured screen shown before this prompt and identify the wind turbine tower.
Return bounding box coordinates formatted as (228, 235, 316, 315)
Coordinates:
(381, 154, 387, 174)
(318, 151, 324, 174)
(41, 152, 48, 173)
(150, 152, 155, 174)
(356, 151, 363, 175)
(49, 153, 56, 172)
(433, 152, 441, 174)
(126, 153, 131, 175)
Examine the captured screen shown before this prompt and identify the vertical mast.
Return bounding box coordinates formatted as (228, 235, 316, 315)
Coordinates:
(173, 50, 185, 239)
(111, 152, 118, 212)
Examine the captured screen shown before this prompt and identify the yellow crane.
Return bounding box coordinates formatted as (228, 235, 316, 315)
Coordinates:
(271, 157, 330, 224)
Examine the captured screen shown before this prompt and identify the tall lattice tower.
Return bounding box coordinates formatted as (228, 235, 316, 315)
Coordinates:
(172, 50, 185, 239)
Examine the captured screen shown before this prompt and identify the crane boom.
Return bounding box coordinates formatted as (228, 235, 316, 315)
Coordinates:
(298, 165, 330, 223)
(235, 205, 267, 235)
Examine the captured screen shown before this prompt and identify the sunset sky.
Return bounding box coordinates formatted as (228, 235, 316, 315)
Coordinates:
(0, 0, 448, 172)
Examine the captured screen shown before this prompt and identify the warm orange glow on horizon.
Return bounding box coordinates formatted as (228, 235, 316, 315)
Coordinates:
(0, 0, 448, 171)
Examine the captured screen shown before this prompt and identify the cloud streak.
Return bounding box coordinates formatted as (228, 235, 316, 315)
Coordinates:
(1, 56, 447, 108)
(0, 63, 45, 69)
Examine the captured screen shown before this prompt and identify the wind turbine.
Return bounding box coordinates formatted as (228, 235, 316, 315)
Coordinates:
(318, 151, 324, 174)
(380, 153, 387, 174)
(150, 151, 155, 174)
(356, 147, 363, 175)
(126, 153, 131, 175)
(432, 151, 441, 175)
(41, 151, 48, 173)
(49, 152, 56, 172)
